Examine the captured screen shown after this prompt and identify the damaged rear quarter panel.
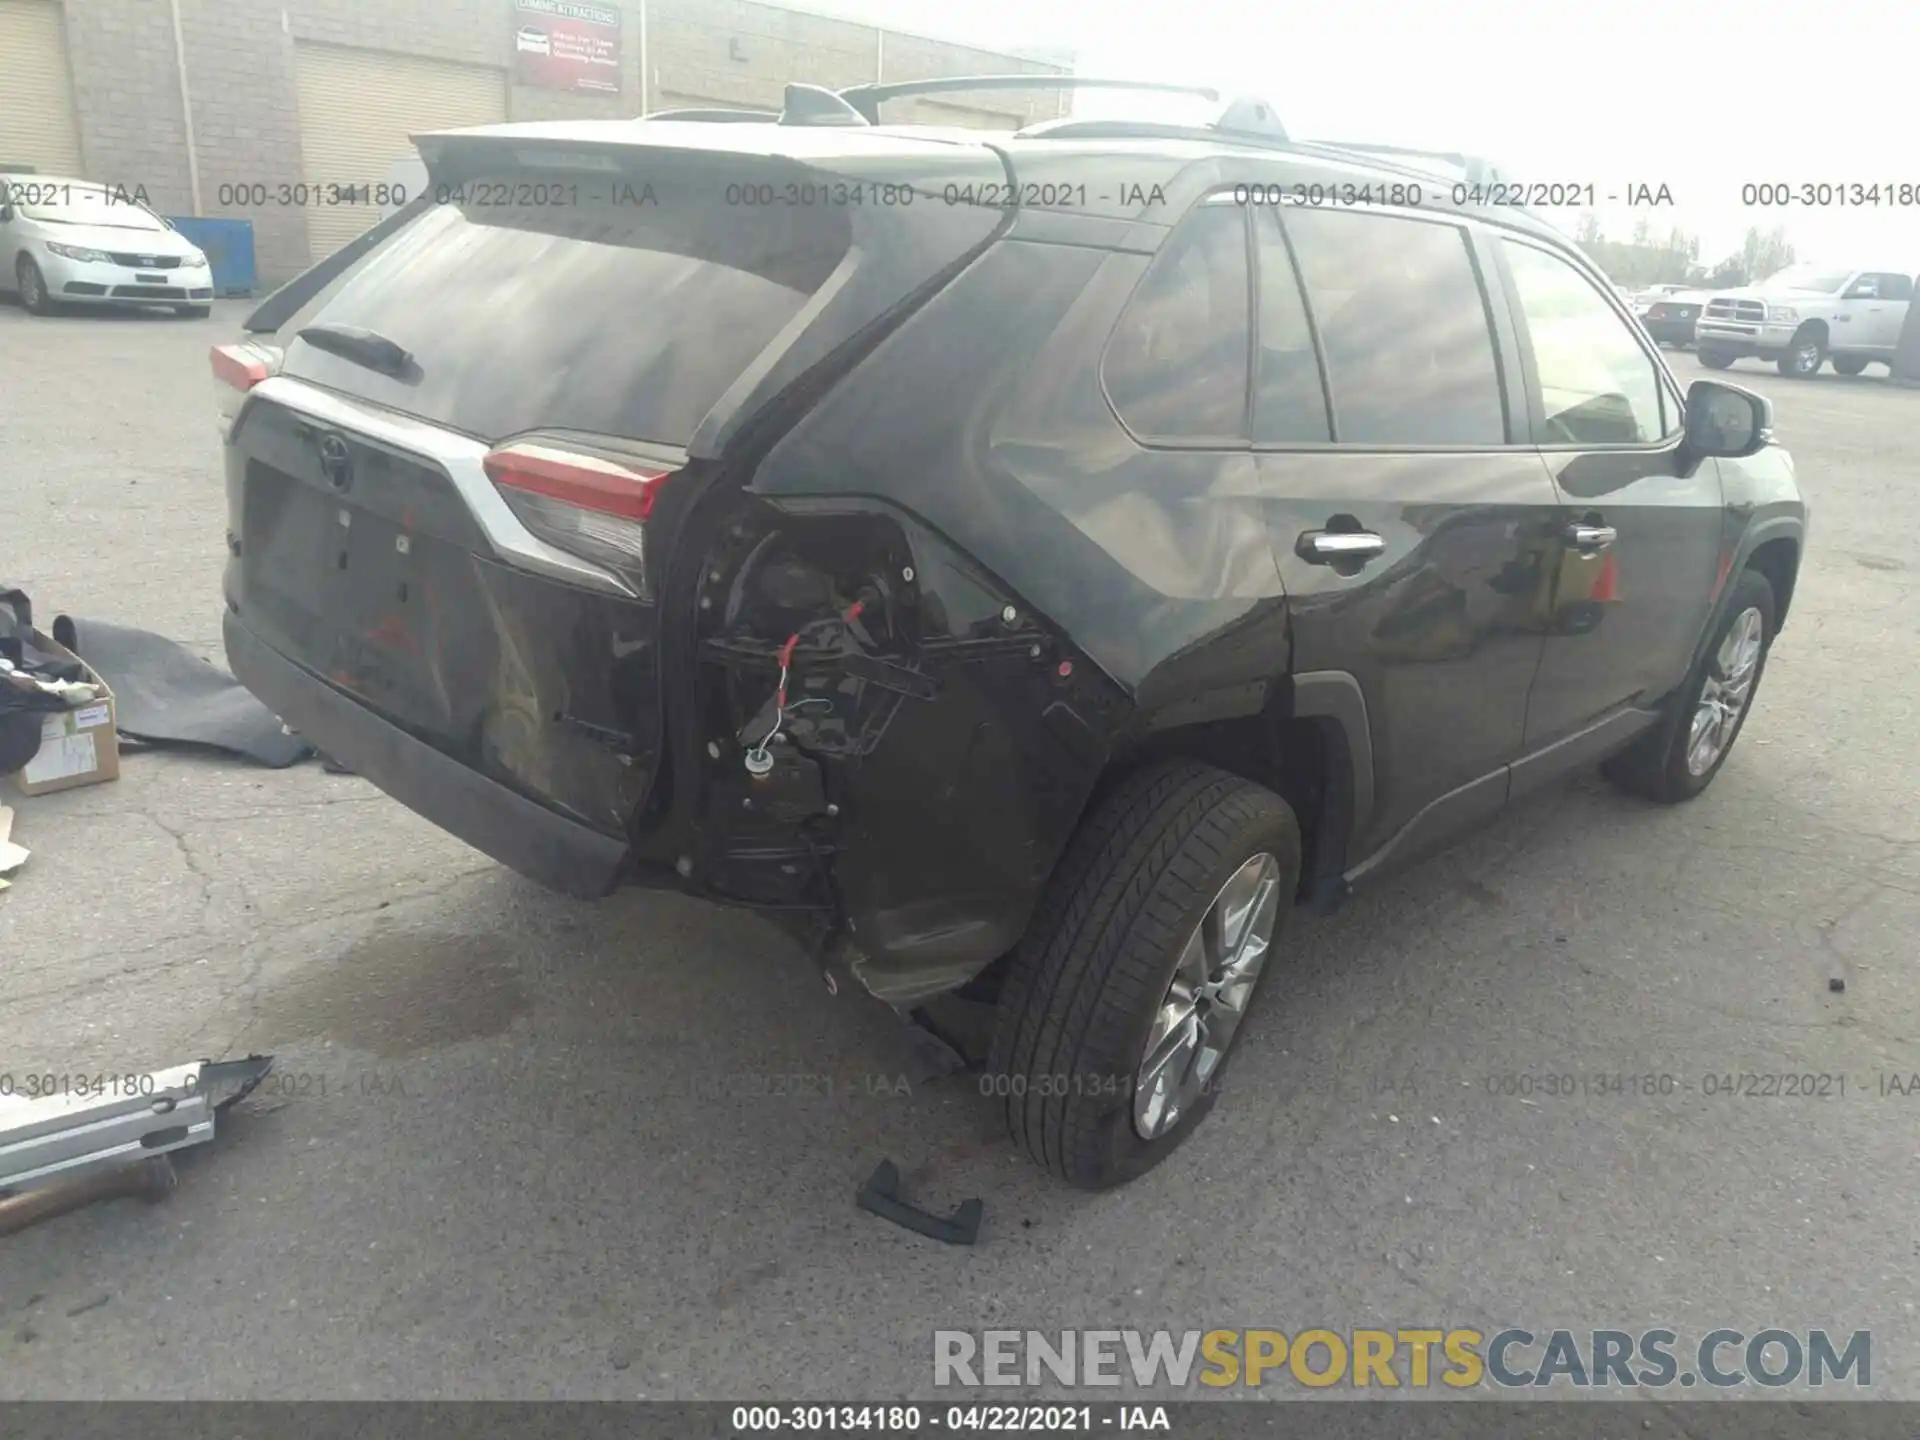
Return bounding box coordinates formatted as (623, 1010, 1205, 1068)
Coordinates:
(748, 223, 1291, 997)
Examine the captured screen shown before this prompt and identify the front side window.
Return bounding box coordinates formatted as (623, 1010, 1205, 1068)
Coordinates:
(1865, 272, 1913, 301)
(1501, 239, 1668, 445)
(1282, 207, 1506, 446)
(1103, 202, 1251, 443)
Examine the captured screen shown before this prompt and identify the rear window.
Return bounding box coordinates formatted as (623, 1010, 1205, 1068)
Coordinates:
(283, 174, 852, 446)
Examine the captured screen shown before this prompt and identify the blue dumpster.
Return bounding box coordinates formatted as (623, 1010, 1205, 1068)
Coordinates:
(164, 217, 257, 297)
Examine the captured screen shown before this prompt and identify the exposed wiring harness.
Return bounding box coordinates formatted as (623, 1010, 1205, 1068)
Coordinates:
(743, 600, 866, 771)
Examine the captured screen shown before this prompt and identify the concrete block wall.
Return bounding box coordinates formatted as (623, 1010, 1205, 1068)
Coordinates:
(647, 0, 877, 114)
(54, 0, 1071, 284)
(59, 0, 194, 214)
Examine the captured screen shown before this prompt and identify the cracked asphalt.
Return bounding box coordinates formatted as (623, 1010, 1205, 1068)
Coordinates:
(2, 299, 1918, 1407)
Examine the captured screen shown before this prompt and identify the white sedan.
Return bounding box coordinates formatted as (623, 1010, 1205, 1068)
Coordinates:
(0, 175, 215, 317)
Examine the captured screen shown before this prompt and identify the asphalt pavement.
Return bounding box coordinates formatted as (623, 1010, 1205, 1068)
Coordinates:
(2, 300, 1918, 1403)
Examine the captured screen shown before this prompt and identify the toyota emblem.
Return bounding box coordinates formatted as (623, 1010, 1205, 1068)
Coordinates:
(318, 433, 354, 491)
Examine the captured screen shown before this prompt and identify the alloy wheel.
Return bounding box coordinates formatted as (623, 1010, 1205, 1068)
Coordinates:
(1133, 851, 1282, 1140)
(1685, 606, 1764, 776)
(17, 258, 44, 310)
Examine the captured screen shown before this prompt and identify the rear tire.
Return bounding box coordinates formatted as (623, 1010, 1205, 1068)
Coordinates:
(988, 760, 1301, 1190)
(1603, 568, 1776, 803)
(1832, 355, 1869, 376)
(1697, 345, 1736, 370)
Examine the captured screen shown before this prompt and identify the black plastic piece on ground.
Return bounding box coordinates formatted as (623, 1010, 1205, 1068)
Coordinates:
(198, 1053, 275, 1110)
(856, 1159, 982, 1246)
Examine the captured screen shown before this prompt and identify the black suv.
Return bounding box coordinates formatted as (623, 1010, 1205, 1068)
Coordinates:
(213, 79, 1807, 1190)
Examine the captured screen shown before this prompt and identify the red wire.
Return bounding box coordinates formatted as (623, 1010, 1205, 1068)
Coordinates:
(775, 631, 800, 709)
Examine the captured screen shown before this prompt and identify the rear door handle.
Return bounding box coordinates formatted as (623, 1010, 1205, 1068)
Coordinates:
(1298, 530, 1385, 564)
(1563, 523, 1617, 552)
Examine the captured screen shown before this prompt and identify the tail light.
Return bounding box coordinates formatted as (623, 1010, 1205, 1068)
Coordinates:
(482, 442, 672, 599)
(210, 342, 282, 431)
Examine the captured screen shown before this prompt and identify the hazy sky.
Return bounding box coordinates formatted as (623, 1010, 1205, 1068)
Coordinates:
(823, 0, 1920, 271)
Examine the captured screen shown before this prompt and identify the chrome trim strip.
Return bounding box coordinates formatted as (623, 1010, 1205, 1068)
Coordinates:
(242, 376, 636, 599)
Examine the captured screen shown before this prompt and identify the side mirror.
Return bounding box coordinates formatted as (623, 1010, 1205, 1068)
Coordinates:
(1684, 380, 1772, 459)
(0, 204, 13, 224)
(1844, 283, 1878, 299)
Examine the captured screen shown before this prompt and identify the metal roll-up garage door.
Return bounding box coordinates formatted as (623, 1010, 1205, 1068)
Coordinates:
(293, 42, 506, 264)
(0, 0, 84, 176)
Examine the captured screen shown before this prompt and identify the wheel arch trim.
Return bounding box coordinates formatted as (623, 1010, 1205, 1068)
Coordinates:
(1703, 516, 1804, 665)
(1289, 669, 1374, 839)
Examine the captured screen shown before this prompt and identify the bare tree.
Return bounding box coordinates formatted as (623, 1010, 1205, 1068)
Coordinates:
(1738, 225, 1795, 286)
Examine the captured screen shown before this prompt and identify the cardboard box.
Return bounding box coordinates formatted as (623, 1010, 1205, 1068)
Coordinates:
(10, 632, 119, 796)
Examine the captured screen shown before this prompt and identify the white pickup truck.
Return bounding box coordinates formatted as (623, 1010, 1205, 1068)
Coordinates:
(1694, 263, 1916, 377)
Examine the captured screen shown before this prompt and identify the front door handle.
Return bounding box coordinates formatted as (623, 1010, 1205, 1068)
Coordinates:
(1563, 522, 1617, 552)
(1298, 530, 1386, 564)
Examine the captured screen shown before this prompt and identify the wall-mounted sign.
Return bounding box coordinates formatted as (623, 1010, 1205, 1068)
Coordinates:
(512, 0, 622, 94)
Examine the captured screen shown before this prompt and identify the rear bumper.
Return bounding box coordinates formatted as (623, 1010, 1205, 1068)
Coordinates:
(224, 611, 628, 899)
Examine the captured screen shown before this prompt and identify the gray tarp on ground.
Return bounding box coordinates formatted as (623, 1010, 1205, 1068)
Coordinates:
(51, 616, 313, 768)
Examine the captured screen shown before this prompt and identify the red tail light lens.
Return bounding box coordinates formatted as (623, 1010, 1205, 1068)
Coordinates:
(482, 443, 673, 599)
(210, 342, 282, 433)
(210, 343, 274, 391)
(482, 443, 669, 521)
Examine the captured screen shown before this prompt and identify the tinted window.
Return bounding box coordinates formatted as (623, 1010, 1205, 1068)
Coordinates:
(1103, 201, 1250, 443)
(1251, 208, 1331, 443)
(1282, 208, 1505, 446)
(1869, 272, 1913, 302)
(1501, 239, 1666, 445)
(282, 174, 850, 446)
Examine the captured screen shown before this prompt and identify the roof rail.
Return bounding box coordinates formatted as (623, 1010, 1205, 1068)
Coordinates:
(1213, 95, 1288, 142)
(1014, 106, 1291, 148)
(640, 106, 779, 123)
(781, 83, 871, 127)
(835, 75, 1219, 125)
(1295, 140, 1517, 188)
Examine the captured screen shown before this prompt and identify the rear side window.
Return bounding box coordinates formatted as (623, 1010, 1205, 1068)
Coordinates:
(1282, 208, 1506, 446)
(280, 175, 850, 446)
(1251, 208, 1332, 443)
(1500, 239, 1668, 444)
(1102, 202, 1251, 443)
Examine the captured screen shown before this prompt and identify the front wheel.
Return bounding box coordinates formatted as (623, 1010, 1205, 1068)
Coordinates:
(15, 255, 54, 315)
(1778, 332, 1826, 377)
(988, 760, 1301, 1190)
(1603, 568, 1776, 803)
(1697, 345, 1736, 370)
(1832, 355, 1870, 376)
